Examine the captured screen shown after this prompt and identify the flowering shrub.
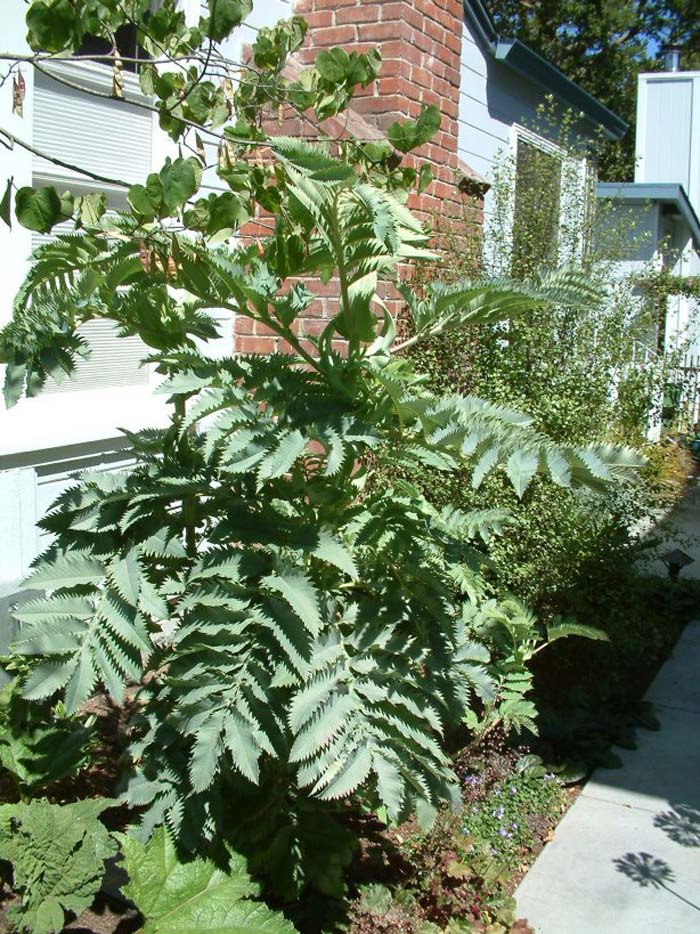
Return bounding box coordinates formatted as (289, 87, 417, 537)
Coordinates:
(461, 770, 563, 872)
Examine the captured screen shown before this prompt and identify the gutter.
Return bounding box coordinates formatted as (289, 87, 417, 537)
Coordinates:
(463, 2, 628, 141)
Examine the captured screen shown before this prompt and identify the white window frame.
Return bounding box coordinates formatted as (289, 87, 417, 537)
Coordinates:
(508, 124, 592, 269)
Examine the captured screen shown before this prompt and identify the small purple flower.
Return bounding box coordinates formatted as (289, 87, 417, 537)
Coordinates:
(494, 788, 501, 797)
(511, 822, 518, 830)
(544, 773, 555, 781)
(510, 786, 517, 794)
(498, 829, 509, 837)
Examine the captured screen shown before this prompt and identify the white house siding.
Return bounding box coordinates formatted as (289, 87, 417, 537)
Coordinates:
(635, 72, 700, 355)
(636, 73, 700, 213)
(0, 0, 288, 590)
(459, 25, 544, 182)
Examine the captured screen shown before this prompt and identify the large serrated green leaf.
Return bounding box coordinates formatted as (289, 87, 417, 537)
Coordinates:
(189, 709, 225, 792)
(21, 659, 78, 700)
(262, 571, 322, 636)
(12, 595, 94, 623)
(118, 826, 299, 933)
(21, 553, 105, 592)
(373, 754, 405, 822)
(310, 531, 358, 579)
(256, 430, 307, 485)
(315, 742, 372, 800)
(505, 449, 539, 498)
(223, 711, 262, 784)
(547, 620, 610, 644)
(110, 549, 142, 607)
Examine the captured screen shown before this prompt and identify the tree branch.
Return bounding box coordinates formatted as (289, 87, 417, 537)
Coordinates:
(0, 127, 130, 187)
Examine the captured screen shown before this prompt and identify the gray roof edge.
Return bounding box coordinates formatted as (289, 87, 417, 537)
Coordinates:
(597, 182, 700, 249)
(463, 2, 628, 141)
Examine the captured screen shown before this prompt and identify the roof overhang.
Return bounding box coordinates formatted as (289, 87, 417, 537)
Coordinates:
(597, 182, 700, 251)
(463, 2, 628, 141)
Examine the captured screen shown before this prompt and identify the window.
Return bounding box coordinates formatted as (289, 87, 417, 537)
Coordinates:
(76, 23, 144, 73)
(511, 137, 562, 279)
(30, 57, 154, 395)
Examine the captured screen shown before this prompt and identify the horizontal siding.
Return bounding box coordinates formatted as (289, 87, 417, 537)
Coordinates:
(33, 70, 152, 185)
(457, 26, 512, 181)
(41, 319, 150, 394)
(458, 23, 571, 180)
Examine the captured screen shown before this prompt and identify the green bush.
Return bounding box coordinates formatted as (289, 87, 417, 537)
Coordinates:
(404, 104, 686, 620)
(0, 2, 644, 914)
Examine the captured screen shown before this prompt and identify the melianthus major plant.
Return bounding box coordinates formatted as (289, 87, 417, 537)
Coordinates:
(0, 0, 643, 900)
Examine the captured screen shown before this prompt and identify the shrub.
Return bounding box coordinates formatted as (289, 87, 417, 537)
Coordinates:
(402, 103, 684, 619)
(0, 798, 117, 934)
(0, 0, 643, 918)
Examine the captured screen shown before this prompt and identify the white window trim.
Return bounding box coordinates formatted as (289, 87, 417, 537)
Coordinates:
(509, 124, 592, 268)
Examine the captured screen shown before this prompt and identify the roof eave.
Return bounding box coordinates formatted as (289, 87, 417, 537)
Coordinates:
(463, 0, 498, 48)
(463, 2, 627, 141)
(597, 182, 700, 251)
(494, 38, 628, 140)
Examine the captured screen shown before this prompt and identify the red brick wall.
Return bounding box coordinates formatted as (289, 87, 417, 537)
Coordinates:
(294, 0, 469, 225)
(234, 0, 485, 355)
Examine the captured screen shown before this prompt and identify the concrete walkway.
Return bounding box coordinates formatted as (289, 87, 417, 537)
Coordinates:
(642, 485, 700, 580)
(515, 620, 700, 933)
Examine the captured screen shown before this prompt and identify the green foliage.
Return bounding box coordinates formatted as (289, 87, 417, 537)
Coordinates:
(14, 186, 71, 234)
(0, 798, 117, 934)
(462, 597, 608, 740)
(1, 1, 645, 911)
(459, 770, 563, 872)
(0, 676, 94, 798)
(406, 103, 670, 622)
(388, 105, 442, 154)
(118, 825, 298, 933)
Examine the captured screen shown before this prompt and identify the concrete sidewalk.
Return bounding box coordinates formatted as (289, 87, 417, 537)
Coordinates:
(515, 621, 700, 933)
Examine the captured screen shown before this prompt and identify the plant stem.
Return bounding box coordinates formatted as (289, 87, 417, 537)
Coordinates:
(174, 396, 197, 557)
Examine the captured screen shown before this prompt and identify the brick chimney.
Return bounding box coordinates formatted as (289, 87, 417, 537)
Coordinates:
(235, 0, 486, 354)
(294, 0, 477, 224)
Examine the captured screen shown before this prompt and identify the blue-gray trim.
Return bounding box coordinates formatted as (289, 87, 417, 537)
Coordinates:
(597, 182, 700, 250)
(463, 2, 628, 141)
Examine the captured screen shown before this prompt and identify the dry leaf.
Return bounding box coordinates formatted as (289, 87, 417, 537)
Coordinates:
(217, 140, 230, 170)
(112, 50, 124, 99)
(12, 70, 25, 117)
(222, 77, 234, 107)
(195, 132, 206, 164)
(138, 240, 152, 273)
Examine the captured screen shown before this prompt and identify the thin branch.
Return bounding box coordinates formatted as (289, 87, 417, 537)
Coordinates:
(0, 127, 130, 187)
(0, 52, 202, 66)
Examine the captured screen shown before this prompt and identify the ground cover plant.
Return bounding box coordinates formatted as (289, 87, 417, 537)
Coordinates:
(0, 2, 651, 931)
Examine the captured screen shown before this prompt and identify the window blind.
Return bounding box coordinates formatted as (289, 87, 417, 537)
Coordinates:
(30, 64, 153, 394)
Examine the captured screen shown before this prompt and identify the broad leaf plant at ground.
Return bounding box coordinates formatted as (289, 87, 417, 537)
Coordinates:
(0, 2, 681, 933)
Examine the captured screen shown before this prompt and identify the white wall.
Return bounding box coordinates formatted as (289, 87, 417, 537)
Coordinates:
(635, 71, 700, 356)
(0, 0, 288, 587)
(636, 72, 700, 219)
